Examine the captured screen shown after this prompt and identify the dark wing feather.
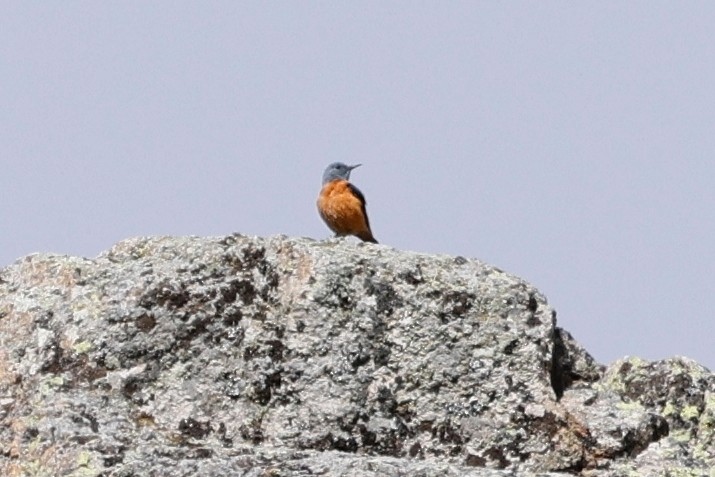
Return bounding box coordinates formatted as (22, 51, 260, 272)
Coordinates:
(347, 182, 371, 231)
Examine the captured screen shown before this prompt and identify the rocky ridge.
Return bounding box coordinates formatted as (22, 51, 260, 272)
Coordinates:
(0, 235, 712, 476)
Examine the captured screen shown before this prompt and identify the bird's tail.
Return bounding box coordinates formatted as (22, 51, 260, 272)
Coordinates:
(358, 231, 378, 244)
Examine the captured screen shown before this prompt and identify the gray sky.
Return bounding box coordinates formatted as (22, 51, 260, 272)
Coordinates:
(2, 2, 714, 370)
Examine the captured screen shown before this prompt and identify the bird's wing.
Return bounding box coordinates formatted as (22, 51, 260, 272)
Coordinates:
(347, 183, 371, 231)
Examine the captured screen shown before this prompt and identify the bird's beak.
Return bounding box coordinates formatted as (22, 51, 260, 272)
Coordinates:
(349, 164, 362, 171)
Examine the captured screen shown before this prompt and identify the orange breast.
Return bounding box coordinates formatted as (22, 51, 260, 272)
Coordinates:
(317, 180, 370, 235)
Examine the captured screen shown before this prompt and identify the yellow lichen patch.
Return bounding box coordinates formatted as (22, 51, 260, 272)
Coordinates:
(692, 441, 714, 462)
(669, 429, 692, 443)
(662, 468, 712, 477)
(39, 376, 65, 396)
(598, 356, 651, 395)
(72, 341, 92, 354)
(662, 401, 677, 417)
(69, 294, 103, 321)
(615, 400, 646, 412)
(68, 451, 100, 477)
(681, 405, 701, 421)
(698, 395, 715, 438)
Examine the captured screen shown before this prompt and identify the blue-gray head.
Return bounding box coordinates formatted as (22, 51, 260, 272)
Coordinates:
(322, 162, 361, 185)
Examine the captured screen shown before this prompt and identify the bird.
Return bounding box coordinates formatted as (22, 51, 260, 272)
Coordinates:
(317, 162, 378, 244)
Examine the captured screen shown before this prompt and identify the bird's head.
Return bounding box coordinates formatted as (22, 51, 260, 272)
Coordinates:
(322, 162, 361, 184)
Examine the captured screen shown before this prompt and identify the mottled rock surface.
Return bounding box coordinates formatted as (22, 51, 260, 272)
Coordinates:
(0, 235, 712, 476)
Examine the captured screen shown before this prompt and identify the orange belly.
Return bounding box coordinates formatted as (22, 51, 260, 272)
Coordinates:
(317, 180, 371, 236)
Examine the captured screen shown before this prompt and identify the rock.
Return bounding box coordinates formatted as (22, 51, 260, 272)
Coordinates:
(0, 234, 712, 476)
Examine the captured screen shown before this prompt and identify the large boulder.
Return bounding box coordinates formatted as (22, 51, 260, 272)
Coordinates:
(0, 235, 711, 476)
